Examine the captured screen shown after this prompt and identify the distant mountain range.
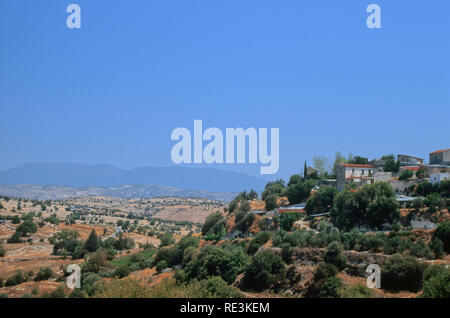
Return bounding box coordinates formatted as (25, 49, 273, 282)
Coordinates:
(0, 163, 267, 198)
(0, 184, 237, 202)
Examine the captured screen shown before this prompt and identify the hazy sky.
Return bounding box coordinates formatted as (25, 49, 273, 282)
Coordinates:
(1, 0, 449, 180)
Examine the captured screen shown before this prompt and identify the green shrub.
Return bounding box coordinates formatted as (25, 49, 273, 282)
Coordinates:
(243, 249, 285, 291)
(84, 229, 100, 253)
(381, 254, 424, 291)
(264, 195, 278, 211)
(7, 232, 23, 243)
(235, 214, 255, 233)
(16, 220, 37, 236)
(246, 231, 271, 255)
(156, 260, 168, 273)
(185, 244, 250, 284)
(314, 262, 338, 281)
(234, 211, 246, 224)
(49, 285, 67, 298)
(201, 276, 242, 298)
(280, 243, 293, 264)
(34, 267, 53, 281)
(433, 220, 450, 253)
(81, 273, 104, 296)
(305, 186, 337, 215)
(421, 265, 450, 298)
(338, 283, 374, 298)
(114, 265, 131, 278)
(5, 270, 24, 287)
(280, 212, 301, 231)
(323, 242, 347, 269)
(158, 232, 175, 247)
(202, 212, 224, 236)
(429, 238, 444, 259)
(398, 170, 413, 181)
(317, 276, 342, 298)
(0, 244, 5, 257)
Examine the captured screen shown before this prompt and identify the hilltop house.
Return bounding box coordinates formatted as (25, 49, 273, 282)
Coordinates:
(429, 148, 450, 165)
(337, 164, 374, 191)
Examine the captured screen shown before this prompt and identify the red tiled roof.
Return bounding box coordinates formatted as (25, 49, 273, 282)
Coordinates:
(277, 208, 305, 213)
(430, 148, 450, 154)
(340, 164, 375, 168)
(403, 166, 420, 171)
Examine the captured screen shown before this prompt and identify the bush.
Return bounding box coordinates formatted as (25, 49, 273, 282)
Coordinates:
(16, 220, 37, 236)
(305, 186, 336, 215)
(234, 211, 246, 224)
(235, 214, 255, 234)
(381, 254, 424, 291)
(49, 285, 67, 298)
(307, 262, 341, 298)
(429, 238, 444, 259)
(201, 212, 224, 236)
(185, 244, 250, 284)
(314, 262, 338, 281)
(433, 221, 450, 253)
(156, 260, 168, 273)
(264, 195, 278, 211)
(81, 273, 104, 296)
(34, 267, 53, 281)
(114, 266, 131, 278)
(12, 215, 20, 224)
(246, 231, 271, 255)
(5, 271, 24, 287)
(424, 193, 446, 213)
(159, 232, 175, 247)
(201, 276, 242, 298)
(7, 232, 24, 243)
(421, 265, 450, 298)
(280, 212, 301, 231)
(324, 242, 347, 269)
(243, 249, 285, 291)
(82, 251, 108, 273)
(49, 229, 83, 257)
(84, 229, 100, 253)
(284, 179, 315, 205)
(398, 170, 413, 181)
(69, 288, 88, 298)
(317, 276, 342, 298)
(174, 269, 187, 282)
(338, 283, 374, 298)
(0, 244, 5, 257)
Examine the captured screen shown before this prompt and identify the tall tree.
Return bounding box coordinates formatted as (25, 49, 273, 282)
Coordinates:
(313, 155, 329, 176)
(303, 161, 307, 179)
(85, 229, 100, 253)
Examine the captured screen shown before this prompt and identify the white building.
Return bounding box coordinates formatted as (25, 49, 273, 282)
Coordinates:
(337, 164, 375, 191)
(430, 173, 450, 185)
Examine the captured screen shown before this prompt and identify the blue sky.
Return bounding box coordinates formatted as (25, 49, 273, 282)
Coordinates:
(1, 0, 449, 180)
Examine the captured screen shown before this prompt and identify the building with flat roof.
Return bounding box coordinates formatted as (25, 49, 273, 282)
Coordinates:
(397, 154, 424, 166)
(429, 148, 450, 165)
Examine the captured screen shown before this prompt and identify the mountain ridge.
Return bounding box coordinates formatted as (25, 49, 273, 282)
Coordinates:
(0, 163, 266, 193)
